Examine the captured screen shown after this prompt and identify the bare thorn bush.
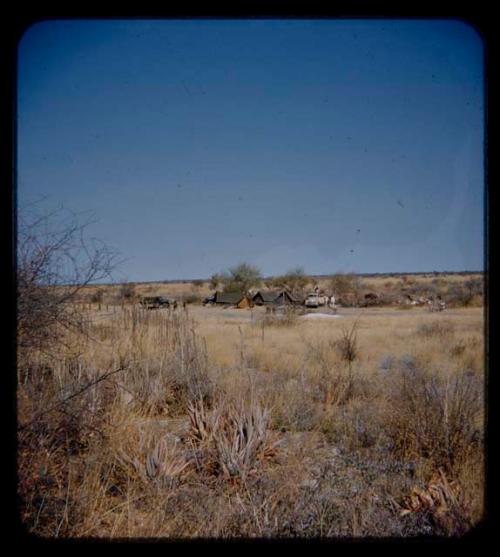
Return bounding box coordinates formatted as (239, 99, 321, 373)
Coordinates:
(334, 321, 360, 365)
(17, 203, 119, 358)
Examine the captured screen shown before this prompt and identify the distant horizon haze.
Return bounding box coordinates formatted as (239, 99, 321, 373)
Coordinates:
(81, 269, 485, 287)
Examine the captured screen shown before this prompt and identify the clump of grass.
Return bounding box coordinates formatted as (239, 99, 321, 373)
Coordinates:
(115, 431, 193, 490)
(183, 294, 202, 305)
(260, 306, 301, 328)
(334, 321, 360, 365)
(416, 320, 455, 339)
(115, 309, 215, 416)
(383, 357, 483, 471)
(187, 396, 278, 481)
(269, 375, 320, 431)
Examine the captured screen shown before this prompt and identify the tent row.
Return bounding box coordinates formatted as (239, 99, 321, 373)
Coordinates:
(204, 290, 302, 308)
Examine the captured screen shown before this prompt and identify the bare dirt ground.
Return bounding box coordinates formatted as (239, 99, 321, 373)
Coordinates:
(86, 303, 479, 326)
(186, 304, 477, 323)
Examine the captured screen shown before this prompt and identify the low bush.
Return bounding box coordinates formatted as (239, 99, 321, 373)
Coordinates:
(187, 396, 278, 481)
(261, 306, 301, 328)
(416, 320, 455, 339)
(183, 294, 203, 305)
(445, 280, 483, 307)
(383, 357, 483, 471)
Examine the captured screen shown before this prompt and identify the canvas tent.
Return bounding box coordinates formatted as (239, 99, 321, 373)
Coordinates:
(212, 291, 253, 308)
(213, 291, 244, 305)
(252, 291, 279, 305)
(274, 290, 302, 305)
(253, 290, 302, 306)
(236, 296, 254, 309)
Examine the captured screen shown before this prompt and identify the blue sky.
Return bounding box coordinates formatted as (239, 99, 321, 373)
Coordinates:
(17, 19, 484, 282)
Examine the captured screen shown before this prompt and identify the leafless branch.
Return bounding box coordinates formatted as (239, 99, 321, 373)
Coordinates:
(18, 365, 127, 431)
(17, 203, 121, 353)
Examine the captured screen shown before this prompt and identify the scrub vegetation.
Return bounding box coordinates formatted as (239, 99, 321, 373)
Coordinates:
(17, 208, 485, 538)
(18, 294, 485, 538)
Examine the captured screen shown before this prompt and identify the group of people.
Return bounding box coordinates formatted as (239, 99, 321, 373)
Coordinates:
(313, 287, 336, 310)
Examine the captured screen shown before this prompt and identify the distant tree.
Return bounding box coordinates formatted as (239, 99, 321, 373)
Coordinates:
(90, 289, 104, 304)
(183, 293, 202, 305)
(446, 277, 483, 307)
(269, 267, 309, 296)
(220, 262, 262, 294)
(329, 272, 362, 305)
(464, 277, 483, 299)
(118, 282, 136, 302)
(209, 273, 223, 290)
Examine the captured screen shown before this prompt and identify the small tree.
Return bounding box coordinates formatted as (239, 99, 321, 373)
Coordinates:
(209, 273, 223, 290)
(269, 267, 309, 297)
(219, 263, 262, 294)
(329, 272, 362, 306)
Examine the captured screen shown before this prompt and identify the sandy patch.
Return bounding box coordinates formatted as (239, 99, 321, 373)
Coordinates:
(299, 313, 343, 320)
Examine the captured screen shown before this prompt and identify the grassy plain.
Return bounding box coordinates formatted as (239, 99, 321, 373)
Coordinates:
(17, 286, 485, 538)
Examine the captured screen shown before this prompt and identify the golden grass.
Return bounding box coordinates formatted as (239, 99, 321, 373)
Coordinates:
(18, 301, 485, 538)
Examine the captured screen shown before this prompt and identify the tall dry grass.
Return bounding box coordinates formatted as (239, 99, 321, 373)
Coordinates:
(17, 303, 485, 538)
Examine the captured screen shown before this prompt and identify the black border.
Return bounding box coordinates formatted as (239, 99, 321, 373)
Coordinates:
(5, 3, 494, 547)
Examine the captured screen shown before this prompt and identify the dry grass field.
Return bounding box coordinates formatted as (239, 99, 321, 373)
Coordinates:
(17, 272, 486, 538)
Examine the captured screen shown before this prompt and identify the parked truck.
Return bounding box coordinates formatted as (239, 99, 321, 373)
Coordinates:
(304, 292, 329, 308)
(139, 296, 172, 309)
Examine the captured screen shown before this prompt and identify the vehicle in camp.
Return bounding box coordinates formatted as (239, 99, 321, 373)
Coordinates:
(203, 293, 216, 305)
(139, 296, 172, 309)
(304, 292, 329, 308)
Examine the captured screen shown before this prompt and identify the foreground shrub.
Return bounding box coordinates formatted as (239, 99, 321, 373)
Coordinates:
(384, 357, 483, 471)
(187, 396, 279, 481)
(270, 375, 320, 431)
(114, 427, 193, 490)
(334, 321, 360, 365)
(17, 204, 118, 356)
(396, 468, 474, 536)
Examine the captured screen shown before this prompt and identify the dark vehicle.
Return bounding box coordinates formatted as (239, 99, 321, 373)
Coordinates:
(139, 296, 171, 309)
(203, 293, 216, 305)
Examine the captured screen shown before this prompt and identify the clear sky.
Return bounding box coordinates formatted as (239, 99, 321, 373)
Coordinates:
(17, 18, 485, 282)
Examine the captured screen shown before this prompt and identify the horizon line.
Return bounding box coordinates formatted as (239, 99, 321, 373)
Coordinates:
(84, 269, 485, 287)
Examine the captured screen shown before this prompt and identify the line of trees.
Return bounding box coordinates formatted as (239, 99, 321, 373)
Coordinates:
(210, 264, 313, 296)
(208, 263, 363, 301)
